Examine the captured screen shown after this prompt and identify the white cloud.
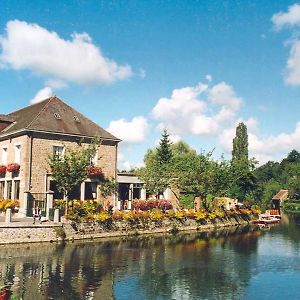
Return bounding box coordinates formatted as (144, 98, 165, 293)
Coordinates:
(30, 86, 53, 104)
(205, 74, 212, 82)
(285, 40, 300, 85)
(0, 20, 132, 85)
(272, 4, 300, 86)
(219, 119, 300, 164)
(139, 68, 146, 78)
(208, 81, 242, 111)
(107, 116, 149, 143)
(152, 81, 240, 137)
(272, 3, 300, 30)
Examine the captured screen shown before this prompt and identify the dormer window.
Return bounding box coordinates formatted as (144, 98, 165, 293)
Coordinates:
(73, 115, 80, 122)
(54, 113, 61, 120)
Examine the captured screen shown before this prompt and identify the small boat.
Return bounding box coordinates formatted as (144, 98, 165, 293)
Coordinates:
(254, 214, 280, 224)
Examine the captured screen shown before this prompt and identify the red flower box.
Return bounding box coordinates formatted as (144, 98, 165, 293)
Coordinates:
(0, 165, 6, 176)
(6, 163, 20, 173)
(88, 166, 103, 178)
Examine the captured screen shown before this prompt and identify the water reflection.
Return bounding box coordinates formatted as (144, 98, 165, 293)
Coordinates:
(0, 226, 261, 300)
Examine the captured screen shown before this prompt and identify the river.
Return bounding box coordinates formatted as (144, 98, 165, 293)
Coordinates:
(1, 215, 300, 299)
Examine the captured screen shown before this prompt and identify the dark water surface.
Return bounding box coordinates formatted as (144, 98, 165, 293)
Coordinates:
(1, 216, 300, 299)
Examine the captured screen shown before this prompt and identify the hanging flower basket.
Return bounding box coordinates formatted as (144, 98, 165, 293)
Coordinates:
(0, 165, 6, 177)
(6, 163, 20, 173)
(88, 166, 104, 178)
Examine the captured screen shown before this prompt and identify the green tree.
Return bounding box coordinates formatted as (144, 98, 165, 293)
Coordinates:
(48, 138, 100, 214)
(231, 123, 257, 201)
(138, 130, 173, 196)
(157, 129, 173, 164)
(232, 122, 248, 163)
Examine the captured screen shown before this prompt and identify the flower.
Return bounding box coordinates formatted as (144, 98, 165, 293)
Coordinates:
(0, 165, 6, 176)
(6, 163, 20, 173)
(88, 166, 104, 178)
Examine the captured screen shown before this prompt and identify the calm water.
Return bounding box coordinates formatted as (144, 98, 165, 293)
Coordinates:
(1, 216, 300, 299)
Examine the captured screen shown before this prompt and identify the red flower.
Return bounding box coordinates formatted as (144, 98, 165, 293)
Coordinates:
(6, 163, 20, 173)
(88, 166, 104, 178)
(0, 165, 6, 176)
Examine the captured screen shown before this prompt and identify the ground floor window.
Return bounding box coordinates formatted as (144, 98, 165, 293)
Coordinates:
(14, 180, 20, 200)
(0, 181, 4, 198)
(50, 180, 90, 200)
(6, 181, 12, 199)
(84, 182, 97, 200)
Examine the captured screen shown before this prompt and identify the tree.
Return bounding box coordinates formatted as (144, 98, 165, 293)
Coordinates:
(48, 138, 100, 214)
(232, 122, 248, 163)
(138, 130, 173, 196)
(230, 123, 257, 201)
(157, 129, 173, 164)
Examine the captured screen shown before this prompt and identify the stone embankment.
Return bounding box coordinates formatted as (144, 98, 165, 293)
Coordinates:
(0, 215, 254, 245)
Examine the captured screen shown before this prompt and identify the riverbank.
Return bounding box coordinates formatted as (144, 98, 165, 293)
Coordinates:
(0, 214, 256, 244)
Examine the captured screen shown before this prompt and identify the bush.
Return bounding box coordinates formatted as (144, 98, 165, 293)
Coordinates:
(179, 194, 194, 209)
(0, 199, 19, 212)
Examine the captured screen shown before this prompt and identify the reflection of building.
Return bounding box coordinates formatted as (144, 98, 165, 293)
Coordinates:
(0, 97, 120, 215)
(117, 173, 145, 210)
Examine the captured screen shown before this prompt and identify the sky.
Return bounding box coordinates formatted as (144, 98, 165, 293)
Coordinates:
(1, 0, 300, 170)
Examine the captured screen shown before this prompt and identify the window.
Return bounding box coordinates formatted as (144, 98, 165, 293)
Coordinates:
(14, 145, 21, 164)
(90, 152, 98, 166)
(14, 180, 20, 200)
(0, 181, 4, 198)
(54, 113, 61, 120)
(6, 181, 12, 199)
(2, 147, 7, 165)
(53, 146, 64, 159)
(73, 115, 80, 122)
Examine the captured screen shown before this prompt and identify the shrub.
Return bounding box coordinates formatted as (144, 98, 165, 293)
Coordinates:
(0, 199, 19, 212)
(94, 211, 110, 222)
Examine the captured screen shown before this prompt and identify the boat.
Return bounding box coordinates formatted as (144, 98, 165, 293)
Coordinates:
(253, 214, 280, 224)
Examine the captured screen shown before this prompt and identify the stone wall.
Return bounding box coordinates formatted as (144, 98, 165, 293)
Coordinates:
(30, 134, 117, 194)
(0, 224, 63, 244)
(0, 135, 30, 207)
(0, 216, 252, 245)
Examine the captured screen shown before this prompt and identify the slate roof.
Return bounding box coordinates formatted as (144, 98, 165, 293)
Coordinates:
(0, 114, 15, 122)
(0, 96, 120, 141)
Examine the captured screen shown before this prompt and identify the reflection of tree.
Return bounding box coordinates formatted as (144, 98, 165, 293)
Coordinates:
(0, 227, 259, 299)
(132, 228, 259, 299)
(272, 213, 300, 244)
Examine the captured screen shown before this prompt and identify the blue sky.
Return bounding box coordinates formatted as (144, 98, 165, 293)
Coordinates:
(1, 1, 300, 169)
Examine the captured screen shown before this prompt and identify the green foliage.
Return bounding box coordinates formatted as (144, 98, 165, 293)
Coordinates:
(232, 122, 248, 163)
(137, 130, 173, 194)
(157, 129, 173, 164)
(48, 138, 100, 199)
(254, 149, 300, 202)
(139, 136, 234, 210)
(179, 194, 194, 209)
(230, 123, 257, 201)
(99, 178, 117, 198)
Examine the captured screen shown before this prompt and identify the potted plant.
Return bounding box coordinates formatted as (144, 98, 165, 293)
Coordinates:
(0, 165, 6, 177)
(6, 163, 20, 173)
(88, 166, 104, 179)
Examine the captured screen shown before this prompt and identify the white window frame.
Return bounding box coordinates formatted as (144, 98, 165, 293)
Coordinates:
(2, 146, 8, 165)
(91, 152, 98, 166)
(14, 144, 21, 164)
(53, 145, 65, 159)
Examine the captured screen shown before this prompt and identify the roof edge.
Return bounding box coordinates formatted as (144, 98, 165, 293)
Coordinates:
(0, 128, 122, 143)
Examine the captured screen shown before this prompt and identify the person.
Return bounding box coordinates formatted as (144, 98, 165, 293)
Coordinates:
(33, 207, 42, 224)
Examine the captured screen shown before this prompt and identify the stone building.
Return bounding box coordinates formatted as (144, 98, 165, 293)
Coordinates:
(0, 97, 120, 216)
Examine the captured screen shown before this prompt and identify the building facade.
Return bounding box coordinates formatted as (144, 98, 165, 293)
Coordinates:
(0, 97, 120, 215)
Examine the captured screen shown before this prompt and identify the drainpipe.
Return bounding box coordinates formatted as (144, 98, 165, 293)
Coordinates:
(27, 135, 33, 191)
